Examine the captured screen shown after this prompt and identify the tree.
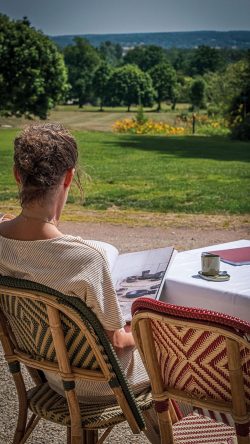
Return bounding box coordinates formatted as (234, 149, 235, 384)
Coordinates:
(171, 82, 182, 110)
(123, 45, 168, 71)
(166, 48, 189, 73)
(204, 71, 226, 104)
(106, 65, 155, 111)
(63, 37, 101, 107)
(228, 51, 250, 139)
(92, 62, 113, 110)
(0, 14, 68, 119)
(175, 76, 193, 103)
(123, 47, 145, 69)
(189, 79, 206, 110)
(99, 41, 123, 66)
(188, 45, 223, 76)
(149, 62, 177, 110)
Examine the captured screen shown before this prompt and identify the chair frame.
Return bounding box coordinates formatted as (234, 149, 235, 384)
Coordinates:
(132, 297, 250, 444)
(0, 276, 151, 444)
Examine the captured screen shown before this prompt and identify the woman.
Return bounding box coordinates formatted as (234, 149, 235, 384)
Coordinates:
(0, 123, 161, 442)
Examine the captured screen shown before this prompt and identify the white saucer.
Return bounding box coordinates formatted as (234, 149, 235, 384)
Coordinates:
(198, 271, 230, 282)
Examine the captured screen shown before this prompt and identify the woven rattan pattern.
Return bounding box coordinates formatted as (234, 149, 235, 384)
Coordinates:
(0, 293, 101, 370)
(172, 413, 236, 444)
(0, 276, 150, 431)
(27, 382, 152, 429)
(152, 320, 250, 405)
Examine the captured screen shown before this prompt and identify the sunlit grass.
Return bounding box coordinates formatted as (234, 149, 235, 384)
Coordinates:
(1, 128, 250, 214)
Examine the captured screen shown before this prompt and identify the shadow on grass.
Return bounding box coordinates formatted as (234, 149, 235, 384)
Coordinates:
(103, 134, 250, 162)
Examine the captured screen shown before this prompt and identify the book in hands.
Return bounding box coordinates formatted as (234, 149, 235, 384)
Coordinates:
(97, 241, 177, 322)
(208, 246, 250, 266)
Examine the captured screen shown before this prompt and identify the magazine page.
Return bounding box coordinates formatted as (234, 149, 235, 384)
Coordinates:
(86, 240, 119, 271)
(111, 246, 175, 321)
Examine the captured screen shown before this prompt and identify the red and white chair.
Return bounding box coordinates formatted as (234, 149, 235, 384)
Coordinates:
(132, 298, 250, 444)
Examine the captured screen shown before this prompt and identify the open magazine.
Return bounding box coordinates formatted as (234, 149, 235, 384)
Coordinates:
(96, 241, 177, 322)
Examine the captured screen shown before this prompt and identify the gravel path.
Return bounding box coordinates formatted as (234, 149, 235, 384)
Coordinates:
(0, 219, 249, 443)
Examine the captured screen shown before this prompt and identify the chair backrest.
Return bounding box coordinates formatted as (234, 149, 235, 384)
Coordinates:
(0, 275, 147, 434)
(132, 297, 250, 440)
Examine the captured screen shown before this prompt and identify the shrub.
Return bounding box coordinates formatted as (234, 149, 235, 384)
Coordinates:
(134, 105, 148, 125)
(189, 79, 206, 110)
(207, 104, 222, 118)
(230, 115, 250, 140)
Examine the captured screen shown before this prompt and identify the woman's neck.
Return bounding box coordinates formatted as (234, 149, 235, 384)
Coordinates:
(22, 191, 66, 223)
(20, 209, 58, 227)
(0, 202, 64, 241)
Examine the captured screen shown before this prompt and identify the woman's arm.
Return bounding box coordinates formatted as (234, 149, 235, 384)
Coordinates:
(105, 327, 135, 351)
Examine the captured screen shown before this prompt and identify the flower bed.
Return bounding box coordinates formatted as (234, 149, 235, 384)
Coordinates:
(113, 118, 186, 136)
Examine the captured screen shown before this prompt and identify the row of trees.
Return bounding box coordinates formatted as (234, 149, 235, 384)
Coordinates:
(63, 37, 180, 111)
(64, 37, 250, 118)
(0, 14, 249, 138)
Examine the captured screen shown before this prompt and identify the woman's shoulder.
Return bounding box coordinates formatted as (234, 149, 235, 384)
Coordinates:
(54, 235, 109, 263)
(0, 217, 14, 238)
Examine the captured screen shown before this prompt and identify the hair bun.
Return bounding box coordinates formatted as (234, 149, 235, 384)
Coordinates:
(14, 123, 78, 205)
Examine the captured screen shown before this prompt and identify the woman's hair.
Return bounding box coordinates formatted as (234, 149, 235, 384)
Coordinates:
(14, 123, 79, 206)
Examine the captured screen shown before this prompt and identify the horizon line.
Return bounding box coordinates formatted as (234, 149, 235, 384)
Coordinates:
(49, 29, 250, 37)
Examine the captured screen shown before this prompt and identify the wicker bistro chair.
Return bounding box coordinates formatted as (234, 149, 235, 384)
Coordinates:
(131, 297, 250, 444)
(0, 276, 153, 444)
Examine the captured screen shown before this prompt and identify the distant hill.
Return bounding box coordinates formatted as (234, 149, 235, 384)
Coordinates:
(51, 30, 250, 49)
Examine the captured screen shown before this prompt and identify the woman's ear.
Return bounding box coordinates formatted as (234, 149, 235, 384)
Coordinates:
(64, 168, 75, 188)
(13, 165, 21, 184)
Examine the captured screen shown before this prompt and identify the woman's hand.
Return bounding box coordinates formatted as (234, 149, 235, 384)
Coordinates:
(105, 327, 135, 351)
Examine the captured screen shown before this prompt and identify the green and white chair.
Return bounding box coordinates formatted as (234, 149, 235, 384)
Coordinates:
(0, 276, 152, 444)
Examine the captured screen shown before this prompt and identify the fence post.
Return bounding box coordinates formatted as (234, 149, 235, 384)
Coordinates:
(192, 113, 196, 134)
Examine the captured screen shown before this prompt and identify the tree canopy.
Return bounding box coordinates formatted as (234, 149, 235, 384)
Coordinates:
(92, 62, 113, 110)
(189, 78, 206, 110)
(63, 37, 101, 106)
(106, 65, 155, 111)
(98, 41, 123, 66)
(188, 45, 223, 76)
(123, 45, 168, 71)
(149, 62, 177, 110)
(0, 14, 68, 119)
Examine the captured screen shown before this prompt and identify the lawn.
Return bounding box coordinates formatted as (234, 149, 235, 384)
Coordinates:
(0, 128, 250, 214)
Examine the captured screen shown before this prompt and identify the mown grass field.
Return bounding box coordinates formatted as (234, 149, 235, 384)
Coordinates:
(0, 104, 189, 132)
(1, 127, 250, 215)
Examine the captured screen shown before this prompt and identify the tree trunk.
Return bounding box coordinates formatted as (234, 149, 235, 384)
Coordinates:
(171, 100, 176, 110)
(157, 101, 161, 112)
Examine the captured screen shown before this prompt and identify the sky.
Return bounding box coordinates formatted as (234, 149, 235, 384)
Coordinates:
(0, 0, 250, 36)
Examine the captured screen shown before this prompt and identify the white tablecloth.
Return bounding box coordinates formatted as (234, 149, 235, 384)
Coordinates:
(162, 240, 250, 323)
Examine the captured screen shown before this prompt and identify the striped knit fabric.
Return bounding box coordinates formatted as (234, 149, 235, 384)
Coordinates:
(0, 235, 150, 401)
(173, 414, 237, 444)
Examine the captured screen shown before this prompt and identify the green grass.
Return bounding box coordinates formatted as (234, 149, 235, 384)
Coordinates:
(1, 128, 250, 214)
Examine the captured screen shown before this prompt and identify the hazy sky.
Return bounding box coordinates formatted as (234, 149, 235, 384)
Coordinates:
(0, 0, 250, 36)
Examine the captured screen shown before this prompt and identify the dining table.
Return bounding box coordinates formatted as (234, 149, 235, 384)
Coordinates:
(162, 239, 250, 323)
